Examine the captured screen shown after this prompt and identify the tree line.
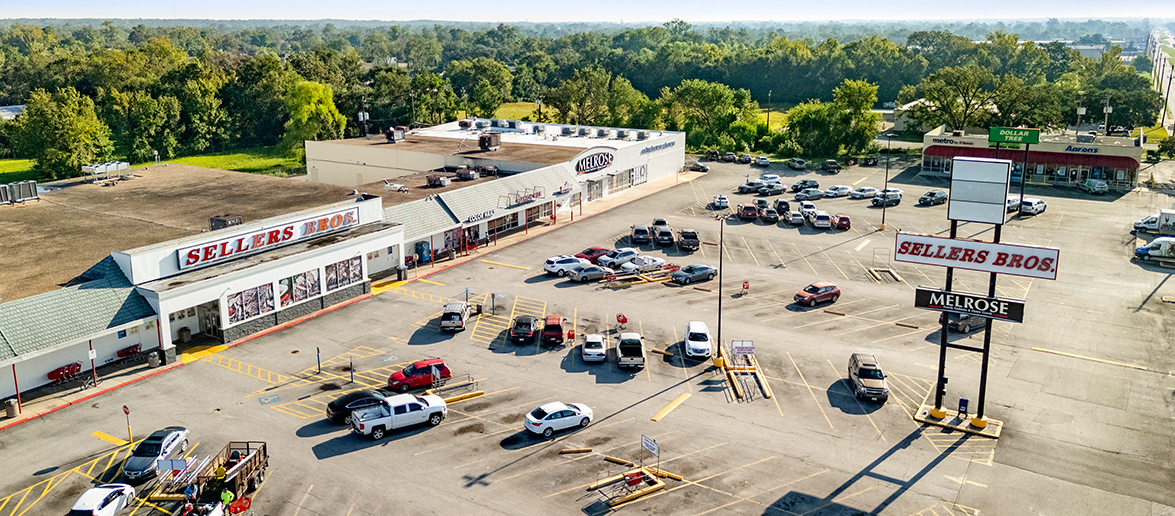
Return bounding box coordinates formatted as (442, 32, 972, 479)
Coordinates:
(0, 19, 1163, 180)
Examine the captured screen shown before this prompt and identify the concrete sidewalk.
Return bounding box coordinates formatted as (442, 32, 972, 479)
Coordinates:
(2, 170, 704, 432)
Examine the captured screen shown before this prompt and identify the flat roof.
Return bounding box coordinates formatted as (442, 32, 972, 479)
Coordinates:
(322, 119, 682, 166)
(353, 168, 502, 208)
(0, 164, 356, 302)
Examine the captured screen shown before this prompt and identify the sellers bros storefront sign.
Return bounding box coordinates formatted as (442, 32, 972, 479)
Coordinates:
(894, 232, 1059, 280)
(178, 207, 360, 270)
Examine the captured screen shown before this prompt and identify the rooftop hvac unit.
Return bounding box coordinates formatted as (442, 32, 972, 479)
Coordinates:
(495, 119, 507, 127)
(951, 130, 964, 136)
(385, 126, 407, 142)
(533, 124, 546, 134)
(562, 126, 575, 136)
(578, 127, 591, 137)
(508, 120, 520, 129)
(476, 165, 499, 177)
(458, 119, 473, 129)
(0, 185, 9, 204)
(616, 129, 629, 139)
(637, 130, 649, 140)
(476, 120, 491, 129)
(1076, 134, 1095, 143)
(210, 214, 243, 231)
(479, 132, 501, 151)
(427, 175, 451, 187)
(455, 167, 478, 180)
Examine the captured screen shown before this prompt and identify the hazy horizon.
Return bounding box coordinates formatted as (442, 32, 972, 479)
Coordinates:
(3, 0, 1173, 24)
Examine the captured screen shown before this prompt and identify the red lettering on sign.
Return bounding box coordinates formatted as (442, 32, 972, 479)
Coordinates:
(947, 247, 962, 260)
(264, 229, 279, 245)
(1007, 254, 1024, 268)
(344, 212, 356, 224)
(898, 242, 911, 254)
(1023, 255, 1039, 269)
(252, 233, 267, 249)
(960, 249, 975, 262)
(185, 249, 201, 266)
(219, 241, 233, 257)
(975, 250, 989, 263)
(318, 218, 330, 232)
(281, 227, 294, 241)
(202, 245, 217, 261)
(921, 244, 936, 257)
(933, 245, 949, 259)
(330, 214, 343, 228)
(1039, 257, 1053, 271)
(992, 252, 1008, 266)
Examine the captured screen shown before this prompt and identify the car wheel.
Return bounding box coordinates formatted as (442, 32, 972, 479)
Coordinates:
(342, 414, 352, 425)
(580, 417, 590, 428)
(961, 324, 970, 333)
(371, 427, 385, 440)
(558, 269, 566, 277)
(429, 413, 443, 426)
(830, 294, 839, 303)
(808, 298, 817, 307)
(707, 273, 715, 280)
(683, 277, 691, 285)
(180, 439, 188, 453)
(543, 427, 554, 438)
(397, 383, 410, 393)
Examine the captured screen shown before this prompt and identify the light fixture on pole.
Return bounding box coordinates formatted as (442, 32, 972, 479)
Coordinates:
(880, 135, 891, 231)
(766, 90, 772, 131)
(1075, 106, 1086, 136)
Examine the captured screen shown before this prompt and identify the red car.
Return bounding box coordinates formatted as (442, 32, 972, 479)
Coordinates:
(794, 282, 841, 306)
(739, 204, 758, 220)
(831, 213, 851, 230)
(388, 358, 452, 393)
(575, 247, 612, 264)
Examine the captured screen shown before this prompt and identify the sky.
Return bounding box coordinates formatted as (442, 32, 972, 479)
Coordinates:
(4, 0, 1173, 23)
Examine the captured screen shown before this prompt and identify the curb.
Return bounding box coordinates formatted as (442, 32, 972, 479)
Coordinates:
(0, 362, 182, 433)
(0, 293, 374, 434)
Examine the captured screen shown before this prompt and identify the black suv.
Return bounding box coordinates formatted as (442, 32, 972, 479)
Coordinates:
(653, 225, 674, 246)
(631, 224, 651, 244)
(790, 179, 819, 192)
(705, 150, 720, 161)
(678, 229, 700, 251)
(940, 313, 985, 333)
(773, 199, 791, 213)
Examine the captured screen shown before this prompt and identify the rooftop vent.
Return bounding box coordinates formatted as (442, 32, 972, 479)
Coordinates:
(637, 130, 649, 140)
(479, 132, 501, 151)
(533, 124, 546, 134)
(458, 119, 473, 129)
(562, 126, 575, 136)
(210, 214, 243, 231)
(951, 130, 964, 137)
(578, 127, 591, 137)
(475, 120, 491, 129)
(1076, 134, 1095, 143)
(507, 120, 520, 129)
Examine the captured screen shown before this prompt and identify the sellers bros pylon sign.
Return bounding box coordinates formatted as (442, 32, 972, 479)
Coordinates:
(894, 232, 1059, 280)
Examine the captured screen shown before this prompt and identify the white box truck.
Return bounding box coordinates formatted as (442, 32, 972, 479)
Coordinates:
(1133, 210, 1175, 236)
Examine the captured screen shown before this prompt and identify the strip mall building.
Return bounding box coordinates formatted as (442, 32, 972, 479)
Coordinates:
(920, 126, 1145, 190)
(0, 119, 684, 406)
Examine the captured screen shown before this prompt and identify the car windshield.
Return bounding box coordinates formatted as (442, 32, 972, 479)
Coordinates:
(133, 442, 162, 457)
(402, 364, 418, 376)
(859, 368, 884, 380)
(682, 232, 697, 238)
(803, 285, 820, 294)
(529, 407, 549, 419)
(680, 267, 694, 273)
(580, 249, 595, 255)
(688, 332, 708, 342)
(515, 322, 531, 331)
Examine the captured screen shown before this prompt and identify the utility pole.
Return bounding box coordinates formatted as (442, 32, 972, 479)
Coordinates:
(881, 137, 891, 230)
(1163, 72, 1174, 127)
(766, 90, 772, 131)
(1102, 94, 1112, 135)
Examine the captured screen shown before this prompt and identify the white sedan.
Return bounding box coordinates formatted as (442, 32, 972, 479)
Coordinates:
(825, 185, 851, 198)
(621, 255, 667, 273)
(849, 186, 878, 199)
(525, 402, 594, 437)
(760, 174, 781, 184)
(69, 484, 135, 516)
(712, 195, 729, 209)
(581, 334, 607, 363)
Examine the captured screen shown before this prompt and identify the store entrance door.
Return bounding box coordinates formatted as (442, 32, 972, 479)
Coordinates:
(198, 301, 224, 341)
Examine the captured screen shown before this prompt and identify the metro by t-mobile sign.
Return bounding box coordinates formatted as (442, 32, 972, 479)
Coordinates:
(177, 207, 360, 270)
(894, 232, 1060, 280)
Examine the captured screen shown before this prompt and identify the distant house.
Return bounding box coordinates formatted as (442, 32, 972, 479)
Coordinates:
(0, 105, 25, 121)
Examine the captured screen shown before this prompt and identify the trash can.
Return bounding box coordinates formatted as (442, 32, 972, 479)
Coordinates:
(178, 327, 192, 343)
(4, 399, 17, 418)
(148, 351, 161, 368)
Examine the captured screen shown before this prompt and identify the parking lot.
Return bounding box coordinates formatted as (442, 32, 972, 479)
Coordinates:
(2, 156, 1174, 516)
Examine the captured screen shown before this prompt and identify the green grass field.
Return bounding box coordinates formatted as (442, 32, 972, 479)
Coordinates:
(1163, 46, 1175, 67)
(494, 102, 539, 121)
(1133, 124, 1171, 140)
(0, 159, 35, 183)
(137, 146, 303, 176)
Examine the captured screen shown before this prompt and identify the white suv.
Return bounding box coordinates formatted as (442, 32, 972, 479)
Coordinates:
(544, 255, 589, 277)
(810, 210, 832, 228)
(598, 248, 639, 268)
(1019, 198, 1047, 215)
(683, 321, 712, 358)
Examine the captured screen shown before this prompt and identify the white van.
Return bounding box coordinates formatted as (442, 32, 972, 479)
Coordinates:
(683, 321, 712, 358)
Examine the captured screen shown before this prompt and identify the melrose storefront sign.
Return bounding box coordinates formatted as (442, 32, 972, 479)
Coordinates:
(894, 232, 1060, 280)
(177, 207, 360, 270)
(576, 152, 614, 174)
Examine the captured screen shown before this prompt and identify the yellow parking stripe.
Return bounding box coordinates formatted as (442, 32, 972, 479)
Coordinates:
(480, 260, 530, 270)
(417, 279, 445, 286)
(650, 393, 691, 422)
(854, 239, 871, 252)
(92, 432, 130, 447)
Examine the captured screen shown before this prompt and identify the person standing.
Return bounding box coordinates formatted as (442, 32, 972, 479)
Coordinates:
(220, 487, 235, 506)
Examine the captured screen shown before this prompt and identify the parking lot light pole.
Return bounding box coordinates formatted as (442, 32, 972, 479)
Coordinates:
(881, 137, 891, 230)
(717, 216, 725, 352)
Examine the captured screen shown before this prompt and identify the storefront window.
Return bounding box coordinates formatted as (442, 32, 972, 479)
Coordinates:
(278, 269, 321, 308)
(526, 202, 553, 223)
(325, 256, 363, 292)
(227, 282, 275, 324)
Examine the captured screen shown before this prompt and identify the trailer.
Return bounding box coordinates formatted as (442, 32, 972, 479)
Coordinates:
(197, 441, 269, 499)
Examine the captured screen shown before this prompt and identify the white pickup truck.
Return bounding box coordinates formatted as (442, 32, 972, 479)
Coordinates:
(616, 332, 646, 369)
(350, 394, 447, 440)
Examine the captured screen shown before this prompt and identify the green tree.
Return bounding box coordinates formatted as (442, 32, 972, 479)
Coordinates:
(990, 76, 1064, 130)
(905, 64, 996, 131)
(408, 72, 458, 126)
(446, 57, 513, 102)
(1158, 137, 1175, 160)
(10, 87, 114, 180)
(470, 78, 502, 119)
(99, 88, 180, 163)
(159, 60, 230, 154)
(832, 79, 883, 154)
(1133, 55, 1153, 75)
(281, 81, 346, 159)
(546, 66, 611, 125)
(222, 54, 303, 146)
(607, 76, 657, 128)
(781, 101, 841, 157)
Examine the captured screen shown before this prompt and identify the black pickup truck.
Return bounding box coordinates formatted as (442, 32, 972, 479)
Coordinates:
(678, 229, 700, 251)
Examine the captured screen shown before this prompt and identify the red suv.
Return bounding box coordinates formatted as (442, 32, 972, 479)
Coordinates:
(575, 247, 611, 264)
(831, 213, 851, 230)
(794, 282, 841, 306)
(739, 204, 758, 220)
(388, 358, 452, 392)
(541, 315, 570, 345)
